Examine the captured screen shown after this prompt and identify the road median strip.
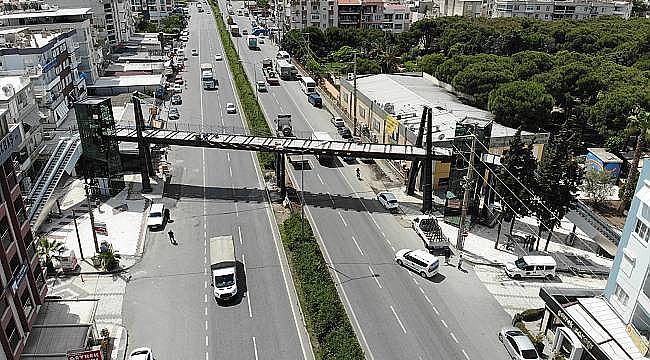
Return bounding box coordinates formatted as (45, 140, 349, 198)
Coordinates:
(207, 3, 364, 358)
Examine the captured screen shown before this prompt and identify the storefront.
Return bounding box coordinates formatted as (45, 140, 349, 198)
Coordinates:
(539, 287, 645, 360)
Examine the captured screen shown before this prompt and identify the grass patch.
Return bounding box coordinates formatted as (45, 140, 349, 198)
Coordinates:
(281, 213, 364, 359)
(207, 0, 274, 169)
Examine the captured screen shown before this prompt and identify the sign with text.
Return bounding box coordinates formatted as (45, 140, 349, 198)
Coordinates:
(67, 349, 102, 360)
(0, 125, 22, 165)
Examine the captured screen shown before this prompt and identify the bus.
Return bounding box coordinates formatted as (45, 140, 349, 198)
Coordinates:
(300, 76, 316, 94)
(311, 131, 335, 164)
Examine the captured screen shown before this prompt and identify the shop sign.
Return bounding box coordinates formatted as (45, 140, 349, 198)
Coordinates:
(67, 349, 102, 360)
(0, 126, 22, 165)
(556, 310, 595, 351)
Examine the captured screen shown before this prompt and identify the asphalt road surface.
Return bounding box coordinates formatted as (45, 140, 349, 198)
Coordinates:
(220, 3, 513, 359)
(123, 5, 311, 360)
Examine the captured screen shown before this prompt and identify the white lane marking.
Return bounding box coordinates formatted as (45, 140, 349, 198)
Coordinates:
(450, 332, 459, 344)
(380, 231, 386, 238)
(370, 215, 381, 231)
(423, 295, 440, 315)
(204, 280, 207, 289)
(205, 335, 209, 347)
(204, 307, 208, 316)
(413, 278, 419, 286)
(206, 352, 209, 360)
(204, 247, 207, 255)
(238, 225, 243, 245)
(229, 166, 232, 177)
(351, 236, 364, 256)
(390, 305, 407, 334)
(252, 337, 259, 360)
(227, 153, 230, 161)
(242, 254, 252, 318)
(235, 202, 239, 216)
(441, 319, 448, 328)
(391, 245, 396, 252)
(462, 349, 470, 360)
(368, 266, 382, 289)
(205, 320, 208, 331)
(338, 211, 348, 227)
(204, 268, 207, 275)
(317, 173, 324, 184)
(204, 294, 208, 303)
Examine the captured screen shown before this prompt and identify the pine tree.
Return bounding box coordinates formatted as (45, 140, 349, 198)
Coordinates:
(496, 129, 538, 234)
(535, 125, 583, 251)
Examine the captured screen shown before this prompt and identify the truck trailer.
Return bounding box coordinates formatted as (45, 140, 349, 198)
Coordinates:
(200, 63, 216, 89)
(276, 59, 297, 80)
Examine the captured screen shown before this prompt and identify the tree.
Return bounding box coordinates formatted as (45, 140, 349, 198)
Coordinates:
(417, 53, 445, 75)
(535, 126, 583, 251)
(37, 237, 64, 273)
(256, 0, 269, 8)
(160, 14, 183, 33)
(452, 59, 515, 107)
(582, 169, 614, 207)
(496, 130, 539, 234)
(619, 109, 650, 213)
(488, 81, 555, 132)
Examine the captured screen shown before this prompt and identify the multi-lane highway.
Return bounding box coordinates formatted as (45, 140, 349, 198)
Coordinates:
(123, 5, 311, 360)
(221, 3, 513, 359)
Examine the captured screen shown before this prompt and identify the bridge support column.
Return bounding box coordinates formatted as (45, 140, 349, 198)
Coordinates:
(132, 93, 152, 193)
(276, 153, 286, 199)
(421, 107, 433, 213)
(406, 107, 429, 196)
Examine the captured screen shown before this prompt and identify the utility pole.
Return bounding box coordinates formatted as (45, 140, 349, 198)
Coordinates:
(72, 210, 84, 260)
(84, 185, 100, 255)
(456, 125, 477, 251)
(352, 51, 358, 136)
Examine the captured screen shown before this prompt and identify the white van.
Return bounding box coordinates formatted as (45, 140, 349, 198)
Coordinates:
(394, 249, 440, 278)
(276, 51, 290, 62)
(505, 255, 556, 279)
(147, 203, 166, 230)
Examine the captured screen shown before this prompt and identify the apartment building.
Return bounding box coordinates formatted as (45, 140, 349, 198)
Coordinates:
(0, 76, 42, 195)
(603, 161, 650, 355)
(0, 28, 85, 130)
(0, 117, 47, 360)
(482, 0, 632, 20)
(57, 0, 135, 46)
(288, 0, 410, 31)
(434, 0, 482, 16)
(131, 0, 177, 22)
(0, 7, 101, 84)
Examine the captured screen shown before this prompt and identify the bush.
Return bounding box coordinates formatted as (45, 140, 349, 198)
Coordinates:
(208, 0, 274, 169)
(520, 308, 545, 322)
(281, 214, 364, 359)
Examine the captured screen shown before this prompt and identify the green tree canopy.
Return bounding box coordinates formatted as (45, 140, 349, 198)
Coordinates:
(488, 81, 555, 131)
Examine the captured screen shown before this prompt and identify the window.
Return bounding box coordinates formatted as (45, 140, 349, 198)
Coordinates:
(621, 251, 636, 277)
(0, 297, 7, 317)
(0, 218, 11, 250)
(634, 218, 650, 242)
(5, 319, 19, 350)
(9, 254, 19, 277)
(615, 284, 629, 305)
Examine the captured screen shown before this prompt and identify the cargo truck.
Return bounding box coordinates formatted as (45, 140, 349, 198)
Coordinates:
(262, 67, 280, 85)
(210, 235, 238, 301)
(200, 63, 216, 89)
(229, 24, 240, 36)
(276, 114, 293, 136)
(311, 131, 335, 164)
(276, 59, 297, 80)
(412, 215, 450, 253)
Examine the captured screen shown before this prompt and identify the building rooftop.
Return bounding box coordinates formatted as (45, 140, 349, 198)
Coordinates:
(87, 74, 163, 88)
(0, 7, 92, 20)
(105, 62, 165, 73)
(347, 73, 526, 142)
(0, 75, 30, 101)
(338, 0, 363, 5)
(588, 148, 623, 164)
(0, 28, 74, 50)
(384, 3, 408, 10)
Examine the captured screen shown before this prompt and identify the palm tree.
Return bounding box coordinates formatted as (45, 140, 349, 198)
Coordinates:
(618, 108, 650, 214)
(37, 237, 64, 274)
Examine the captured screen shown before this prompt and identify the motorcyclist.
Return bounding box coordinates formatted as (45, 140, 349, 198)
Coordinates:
(356, 168, 361, 179)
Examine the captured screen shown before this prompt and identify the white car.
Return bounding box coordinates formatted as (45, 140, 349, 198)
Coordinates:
(214, 53, 223, 61)
(498, 327, 541, 360)
(226, 102, 236, 114)
(377, 191, 399, 210)
(191, 49, 198, 56)
(394, 249, 439, 278)
(129, 347, 155, 360)
(147, 204, 165, 230)
(173, 84, 183, 93)
(168, 107, 180, 120)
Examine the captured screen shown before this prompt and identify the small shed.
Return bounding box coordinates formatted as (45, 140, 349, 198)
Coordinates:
(586, 148, 623, 180)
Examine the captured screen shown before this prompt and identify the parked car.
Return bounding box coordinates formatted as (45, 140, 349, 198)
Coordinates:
(168, 107, 180, 120)
(226, 102, 237, 114)
(377, 191, 399, 210)
(242, 29, 249, 35)
(173, 84, 183, 93)
(180, 36, 189, 42)
(129, 347, 155, 360)
(258, 36, 265, 44)
(256, 80, 267, 92)
(331, 117, 344, 127)
(498, 327, 541, 360)
(308, 93, 322, 108)
(191, 49, 198, 56)
(171, 94, 182, 105)
(394, 249, 439, 278)
(339, 128, 352, 139)
(215, 53, 223, 61)
(147, 204, 165, 230)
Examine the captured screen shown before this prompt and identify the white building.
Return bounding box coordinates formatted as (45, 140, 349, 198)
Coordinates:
(131, 0, 177, 22)
(482, 0, 632, 20)
(0, 7, 101, 84)
(0, 27, 85, 129)
(0, 76, 42, 193)
(56, 0, 135, 46)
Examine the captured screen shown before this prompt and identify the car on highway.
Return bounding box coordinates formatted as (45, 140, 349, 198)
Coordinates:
(180, 35, 189, 42)
(242, 29, 249, 35)
(214, 53, 223, 61)
(339, 127, 352, 139)
(168, 107, 180, 120)
(171, 94, 182, 105)
(129, 347, 155, 360)
(226, 102, 237, 114)
(191, 49, 198, 56)
(173, 84, 183, 93)
(147, 204, 165, 230)
(181, 30, 189, 36)
(377, 191, 399, 210)
(258, 36, 265, 44)
(498, 327, 541, 360)
(256, 80, 267, 92)
(331, 117, 344, 127)
(394, 249, 439, 278)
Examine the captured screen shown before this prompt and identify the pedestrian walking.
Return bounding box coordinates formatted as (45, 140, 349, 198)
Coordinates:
(164, 208, 170, 221)
(457, 253, 464, 270)
(168, 229, 176, 244)
(444, 247, 451, 265)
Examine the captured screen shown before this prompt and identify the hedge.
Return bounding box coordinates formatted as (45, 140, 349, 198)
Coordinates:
(207, 0, 274, 169)
(281, 214, 364, 360)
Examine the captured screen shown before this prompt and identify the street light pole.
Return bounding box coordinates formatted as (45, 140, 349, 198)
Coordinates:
(71, 210, 84, 260)
(84, 185, 100, 255)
